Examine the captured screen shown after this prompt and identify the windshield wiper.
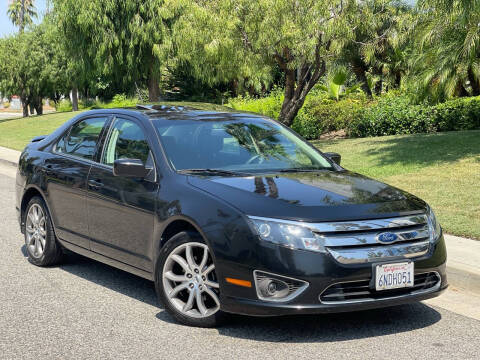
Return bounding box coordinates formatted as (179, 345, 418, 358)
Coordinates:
(177, 168, 248, 176)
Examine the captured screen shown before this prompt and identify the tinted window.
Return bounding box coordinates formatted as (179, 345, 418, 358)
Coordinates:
(102, 118, 150, 166)
(56, 117, 107, 160)
(154, 118, 333, 172)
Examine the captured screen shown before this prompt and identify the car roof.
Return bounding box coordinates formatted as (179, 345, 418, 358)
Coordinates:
(79, 104, 267, 122)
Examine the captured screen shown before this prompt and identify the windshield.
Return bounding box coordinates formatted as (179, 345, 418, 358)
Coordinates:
(153, 116, 334, 173)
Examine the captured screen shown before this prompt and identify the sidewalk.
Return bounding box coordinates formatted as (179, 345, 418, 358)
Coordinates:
(1, 145, 478, 294)
(0, 146, 21, 167)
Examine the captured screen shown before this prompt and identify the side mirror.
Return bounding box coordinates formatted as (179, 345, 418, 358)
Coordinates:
(113, 158, 149, 178)
(324, 152, 341, 166)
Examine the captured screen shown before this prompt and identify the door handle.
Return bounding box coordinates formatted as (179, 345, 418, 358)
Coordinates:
(88, 179, 104, 190)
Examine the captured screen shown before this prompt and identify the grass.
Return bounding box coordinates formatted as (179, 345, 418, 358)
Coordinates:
(313, 130, 480, 240)
(0, 109, 478, 239)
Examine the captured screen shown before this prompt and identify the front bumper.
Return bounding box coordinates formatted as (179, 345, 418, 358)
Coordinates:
(215, 234, 448, 316)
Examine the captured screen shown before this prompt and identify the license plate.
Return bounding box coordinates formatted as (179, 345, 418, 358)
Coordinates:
(375, 262, 414, 291)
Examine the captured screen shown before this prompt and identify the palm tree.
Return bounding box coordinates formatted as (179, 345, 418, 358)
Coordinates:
(318, 67, 361, 101)
(7, 0, 37, 33)
(413, 0, 480, 102)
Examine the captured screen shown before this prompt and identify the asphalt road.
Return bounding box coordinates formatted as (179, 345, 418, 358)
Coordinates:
(1, 167, 479, 360)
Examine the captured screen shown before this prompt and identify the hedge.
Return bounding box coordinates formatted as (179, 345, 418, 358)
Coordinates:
(228, 92, 480, 139)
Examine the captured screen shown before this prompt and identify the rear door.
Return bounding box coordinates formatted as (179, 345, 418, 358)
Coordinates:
(45, 116, 110, 249)
(86, 115, 158, 270)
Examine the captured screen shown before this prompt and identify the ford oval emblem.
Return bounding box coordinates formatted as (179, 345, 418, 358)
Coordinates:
(377, 232, 398, 244)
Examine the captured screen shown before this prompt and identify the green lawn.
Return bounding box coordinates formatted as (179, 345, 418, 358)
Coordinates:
(0, 111, 478, 239)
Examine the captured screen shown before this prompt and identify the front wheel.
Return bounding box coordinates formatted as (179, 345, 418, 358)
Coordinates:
(155, 231, 225, 327)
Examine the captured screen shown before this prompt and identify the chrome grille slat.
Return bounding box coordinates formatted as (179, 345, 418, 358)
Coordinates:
(320, 224, 429, 247)
(327, 240, 430, 264)
(319, 272, 441, 304)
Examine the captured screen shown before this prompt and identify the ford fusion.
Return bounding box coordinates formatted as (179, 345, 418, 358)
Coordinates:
(16, 105, 447, 327)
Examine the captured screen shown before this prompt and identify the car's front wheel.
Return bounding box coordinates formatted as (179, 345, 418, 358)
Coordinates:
(155, 231, 225, 327)
(24, 196, 63, 266)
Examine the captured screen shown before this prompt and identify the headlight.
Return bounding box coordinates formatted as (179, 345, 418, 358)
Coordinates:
(427, 206, 441, 242)
(247, 216, 326, 253)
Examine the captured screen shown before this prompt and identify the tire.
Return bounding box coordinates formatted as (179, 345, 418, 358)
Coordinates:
(155, 231, 226, 327)
(24, 196, 63, 266)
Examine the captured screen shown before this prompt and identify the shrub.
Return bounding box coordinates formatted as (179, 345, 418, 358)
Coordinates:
(3, 101, 10, 108)
(56, 99, 72, 112)
(348, 94, 480, 137)
(293, 97, 364, 139)
(227, 89, 283, 119)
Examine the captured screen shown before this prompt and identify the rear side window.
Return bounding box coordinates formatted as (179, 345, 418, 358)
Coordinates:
(56, 117, 107, 160)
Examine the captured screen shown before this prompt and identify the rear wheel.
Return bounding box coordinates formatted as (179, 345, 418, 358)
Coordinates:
(155, 231, 225, 327)
(24, 196, 63, 266)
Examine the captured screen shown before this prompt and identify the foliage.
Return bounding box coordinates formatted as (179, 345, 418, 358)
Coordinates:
(53, 0, 175, 101)
(348, 94, 480, 137)
(0, 22, 63, 116)
(171, 0, 356, 125)
(56, 94, 139, 112)
(228, 90, 367, 139)
(317, 67, 362, 101)
(7, 0, 37, 32)
(412, 0, 480, 102)
(227, 88, 284, 119)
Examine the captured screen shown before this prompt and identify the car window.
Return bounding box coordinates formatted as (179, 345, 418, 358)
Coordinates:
(56, 117, 108, 160)
(154, 118, 333, 172)
(102, 118, 150, 166)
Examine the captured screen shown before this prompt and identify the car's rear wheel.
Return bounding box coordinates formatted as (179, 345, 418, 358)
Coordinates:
(24, 196, 63, 266)
(155, 231, 225, 327)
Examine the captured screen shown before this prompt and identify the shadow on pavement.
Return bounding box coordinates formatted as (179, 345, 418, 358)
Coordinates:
(21, 244, 442, 341)
(20, 245, 159, 308)
(215, 303, 441, 343)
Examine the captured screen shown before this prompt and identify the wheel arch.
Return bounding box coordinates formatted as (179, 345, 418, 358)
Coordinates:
(20, 185, 53, 232)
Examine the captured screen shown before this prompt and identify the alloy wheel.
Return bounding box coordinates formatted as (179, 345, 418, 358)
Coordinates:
(162, 242, 220, 318)
(25, 204, 47, 258)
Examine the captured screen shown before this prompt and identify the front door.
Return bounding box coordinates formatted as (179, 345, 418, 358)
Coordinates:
(86, 116, 158, 271)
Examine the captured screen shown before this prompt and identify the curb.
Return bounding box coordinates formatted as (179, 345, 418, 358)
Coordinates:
(0, 157, 18, 168)
(447, 263, 480, 295)
(0, 147, 478, 296)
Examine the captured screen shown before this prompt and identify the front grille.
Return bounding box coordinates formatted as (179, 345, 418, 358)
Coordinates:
(312, 215, 432, 264)
(319, 272, 441, 304)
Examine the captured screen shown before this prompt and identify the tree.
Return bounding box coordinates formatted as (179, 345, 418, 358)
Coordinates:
(412, 0, 480, 102)
(339, 0, 413, 97)
(7, 0, 37, 33)
(171, 0, 355, 126)
(53, 0, 175, 102)
(0, 22, 68, 117)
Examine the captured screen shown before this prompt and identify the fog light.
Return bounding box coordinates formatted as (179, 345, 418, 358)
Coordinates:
(254, 270, 309, 302)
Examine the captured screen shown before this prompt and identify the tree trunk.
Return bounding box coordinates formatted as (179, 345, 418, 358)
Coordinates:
(20, 0, 25, 33)
(278, 64, 324, 126)
(468, 68, 480, 96)
(29, 102, 35, 115)
(148, 63, 160, 102)
(352, 63, 372, 98)
(72, 87, 78, 111)
(22, 101, 29, 117)
(34, 96, 43, 115)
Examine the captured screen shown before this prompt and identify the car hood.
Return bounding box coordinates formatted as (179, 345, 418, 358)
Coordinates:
(187, 170, 427, 222)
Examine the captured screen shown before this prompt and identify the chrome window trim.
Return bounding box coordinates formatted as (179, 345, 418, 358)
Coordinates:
(247, 215, 428, 234)
(318, 271, 441, 305)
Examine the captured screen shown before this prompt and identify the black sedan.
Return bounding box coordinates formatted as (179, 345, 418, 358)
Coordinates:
(16, 105, 447, 327)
